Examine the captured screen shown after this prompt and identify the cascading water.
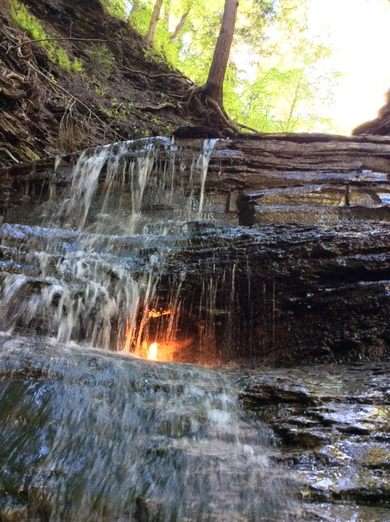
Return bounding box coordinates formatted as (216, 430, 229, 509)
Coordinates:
(0, 137, 294, 520)
(0, 335, 293, 521)
(0, 137, 219, 352)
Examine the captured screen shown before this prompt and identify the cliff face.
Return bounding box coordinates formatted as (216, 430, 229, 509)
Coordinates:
(0, 0, 205, 166)
(353, 90, 390, 136)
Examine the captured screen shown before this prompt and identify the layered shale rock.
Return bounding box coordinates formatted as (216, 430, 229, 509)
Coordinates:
(242, 363, 390, 519)
(1, 135, 390, 364)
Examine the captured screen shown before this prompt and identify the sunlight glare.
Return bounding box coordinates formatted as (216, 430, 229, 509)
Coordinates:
(308, 0, 390, 134)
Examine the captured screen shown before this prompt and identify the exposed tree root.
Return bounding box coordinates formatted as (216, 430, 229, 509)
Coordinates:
(134, 101, 179, 112)
(0, 0, 262, 167)
(8, 37, 108, 52)
(0, 146, 20, 163)
(234, 121, 261, 135)
(205, 96, 239, 133)
(123, 65, 193, 84)
(182, 85, 259, 137)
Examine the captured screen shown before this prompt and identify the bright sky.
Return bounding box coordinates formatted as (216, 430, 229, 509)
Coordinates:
(308, 0, 390, 134)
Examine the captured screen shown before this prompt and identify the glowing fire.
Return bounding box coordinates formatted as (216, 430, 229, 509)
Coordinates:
(148, 309, 172, 319)
(124, 305, 192, 362)
(135, 338, 193, 362)
(147, 342, 159, 361)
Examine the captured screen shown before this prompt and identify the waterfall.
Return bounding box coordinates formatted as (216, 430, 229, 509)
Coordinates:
(198, 138, 218, 217)
(0, 137, 295, 521)
(0, 335, 292, 521)
(0, 137, 219, 355)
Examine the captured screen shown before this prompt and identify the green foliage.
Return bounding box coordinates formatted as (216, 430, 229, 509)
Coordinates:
(131, 2, 153, 35)
(86, 44, 115, 81)
(99, 0, 130, 20)
(12, 0, 338, 132)
(9, 0, 340, 132)
(225, 0, 339, 132)
(10, 0, 83, 73)
(127, 0, 338, 132)
(130, 0, 337, 132)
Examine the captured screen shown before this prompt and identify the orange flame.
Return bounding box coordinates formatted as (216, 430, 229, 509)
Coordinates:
(136, 338, 193, 362)
(124, 305, 192, 362)
(147, 342, 159, 361)
(148, 309, 172, 319)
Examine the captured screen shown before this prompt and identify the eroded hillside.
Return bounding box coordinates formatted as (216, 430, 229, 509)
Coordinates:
(0, 0, 208, 166)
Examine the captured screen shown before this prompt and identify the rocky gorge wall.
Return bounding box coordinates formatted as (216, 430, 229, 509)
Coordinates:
(2, 135, 390, 365)
(2, 0, 390, 366)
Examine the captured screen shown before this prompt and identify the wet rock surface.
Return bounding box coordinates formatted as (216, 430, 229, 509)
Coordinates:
(240, 363, 390, 520)
(1, 135, 390, 520)
(1, 336, 389, 521)
(0, 334, 294, 522)
(2, 219, 390, 364)
(2, 140, 390, 367)
(168, 221, 390, 364)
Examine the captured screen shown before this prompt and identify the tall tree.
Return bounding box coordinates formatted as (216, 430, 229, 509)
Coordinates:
(203, 0, 239, 107)
(146, 0, 164, 46)
(170, 6, 191, 41)
(129, 0, 336, 132)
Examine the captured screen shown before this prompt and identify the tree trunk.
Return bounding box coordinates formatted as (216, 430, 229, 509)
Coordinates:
(284, 75, 303, 132)
(170, 8, 191, 41)
(204, 0, 239, 106)
(163, 0, 171, 28)
(146, 0, 164, 46)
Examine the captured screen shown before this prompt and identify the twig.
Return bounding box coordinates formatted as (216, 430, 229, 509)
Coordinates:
(123, 65, 193, 84)
(0, 146, 20, 163)
(170, 9, 191, 41)
(234, 121, 261, 135)
(8, 37, 108, 52)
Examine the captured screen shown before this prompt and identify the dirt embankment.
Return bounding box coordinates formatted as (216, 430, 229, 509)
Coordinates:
(0, 0, 209, 166)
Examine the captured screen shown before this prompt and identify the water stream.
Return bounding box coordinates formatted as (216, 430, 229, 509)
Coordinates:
(0, 138, 220, 355)
(2, 139, 388, 520)
(0, 335, 293, 521)
(0, 139, 295, 521)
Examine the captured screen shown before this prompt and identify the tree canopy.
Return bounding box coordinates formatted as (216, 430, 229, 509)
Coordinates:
(101, 0, 339, 132)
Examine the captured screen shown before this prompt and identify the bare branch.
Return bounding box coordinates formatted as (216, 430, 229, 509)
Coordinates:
(170, 9, 191, 41)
